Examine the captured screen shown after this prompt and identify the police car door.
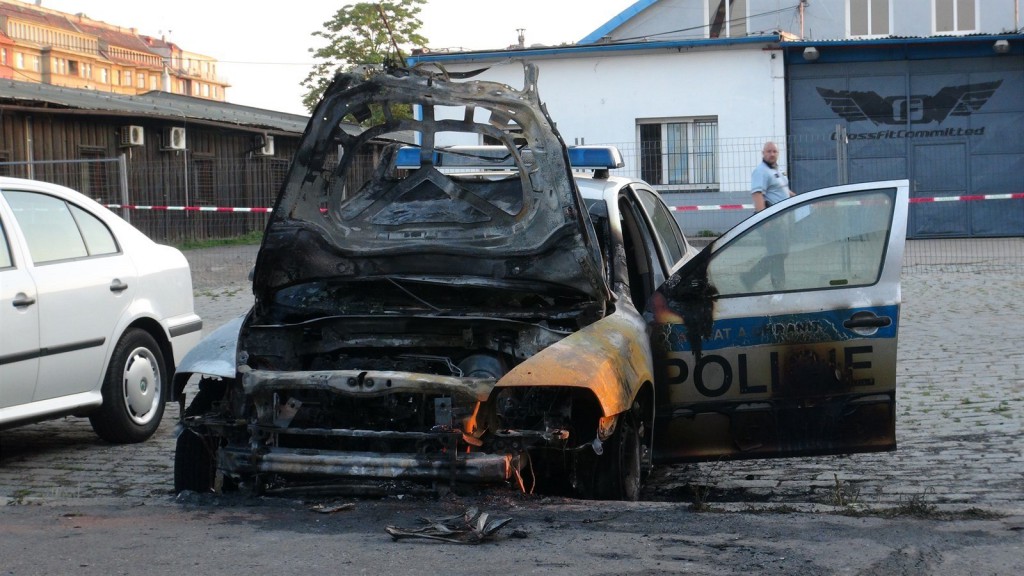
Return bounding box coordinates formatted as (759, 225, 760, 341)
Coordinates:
(650, 180, 909, 462)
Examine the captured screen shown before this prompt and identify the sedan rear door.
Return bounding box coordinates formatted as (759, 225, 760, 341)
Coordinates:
(649, 180, 909, 462)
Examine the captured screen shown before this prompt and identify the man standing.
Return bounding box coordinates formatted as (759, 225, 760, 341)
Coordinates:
(742, 141, 796, 290)
(751, 141, 795, 212)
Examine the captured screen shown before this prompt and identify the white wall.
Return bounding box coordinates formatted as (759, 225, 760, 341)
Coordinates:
(430, 44, 786, 191)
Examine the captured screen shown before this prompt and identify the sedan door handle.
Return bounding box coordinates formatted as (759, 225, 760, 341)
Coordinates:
(843, 313, 892, 329)
(12, 293, 36, 308)
(110, 279, 129, 293)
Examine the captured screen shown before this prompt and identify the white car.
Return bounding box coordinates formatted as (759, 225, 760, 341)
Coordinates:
(0, 177, 202, 443)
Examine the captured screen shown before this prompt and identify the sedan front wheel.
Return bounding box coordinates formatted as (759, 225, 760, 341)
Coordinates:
(89, 328, 166, 443)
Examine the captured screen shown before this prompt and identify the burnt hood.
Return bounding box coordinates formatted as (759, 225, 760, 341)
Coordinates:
(252, 64, 608, 304)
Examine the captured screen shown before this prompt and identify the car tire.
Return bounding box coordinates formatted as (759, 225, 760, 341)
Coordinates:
(174, 378, 228, 493)
(174, 429, 216, 493)
(89, 328, 166, 444)
(588, 412, 643, 501)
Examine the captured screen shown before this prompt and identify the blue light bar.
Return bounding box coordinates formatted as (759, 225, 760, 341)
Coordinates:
(567, 146, 624, 169)
(394, 145, 624, 170)
(394, 147, 436, 169)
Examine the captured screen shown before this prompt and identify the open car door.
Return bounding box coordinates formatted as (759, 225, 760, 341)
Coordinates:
(650, 180, 909, 462)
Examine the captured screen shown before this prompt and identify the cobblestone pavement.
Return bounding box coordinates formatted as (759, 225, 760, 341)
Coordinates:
(1, 244, 1021, 514)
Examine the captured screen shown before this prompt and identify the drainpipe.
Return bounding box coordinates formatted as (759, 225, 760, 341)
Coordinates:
(23, 116, 34, 179)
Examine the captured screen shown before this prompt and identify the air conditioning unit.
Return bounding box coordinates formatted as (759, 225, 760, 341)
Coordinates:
(120, 125, 144, 147)
(163, 126, 186, 150)
(255, 134, 275, 156)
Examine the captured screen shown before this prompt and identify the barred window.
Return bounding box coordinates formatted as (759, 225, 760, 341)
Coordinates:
(638, 118, 719, 190)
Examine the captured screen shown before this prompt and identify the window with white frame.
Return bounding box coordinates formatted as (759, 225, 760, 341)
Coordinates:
(848, 0, 891, 37)
(708, 0, 747, 38)
(638, 118, 719, 190)
(934, 0, 977, 33)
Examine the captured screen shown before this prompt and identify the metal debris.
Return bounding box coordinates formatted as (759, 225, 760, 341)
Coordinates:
(385, 507, 514, 544)
(309, 502, 355, 514)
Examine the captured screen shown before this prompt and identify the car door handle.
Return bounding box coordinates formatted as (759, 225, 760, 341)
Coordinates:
(843, 313, 892, 329)
(110, 279, 129, 293)
(12, 293, 36, 308)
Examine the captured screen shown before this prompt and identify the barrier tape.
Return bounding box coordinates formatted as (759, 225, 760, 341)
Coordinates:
(104, 192, 1023, 214)
(105, 205, 273, 213)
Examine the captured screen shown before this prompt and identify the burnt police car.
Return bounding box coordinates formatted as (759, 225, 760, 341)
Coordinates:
(172, 64, 908, 500)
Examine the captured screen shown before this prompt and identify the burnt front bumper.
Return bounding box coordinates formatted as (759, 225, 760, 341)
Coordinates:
(219, 445, 515, 483)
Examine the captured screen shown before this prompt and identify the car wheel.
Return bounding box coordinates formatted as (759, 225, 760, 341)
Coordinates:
(89, 328, 166, 444)
(174, 429, 216, 493)
(174, 378, 227, 493)
(588, 412, 643, 501)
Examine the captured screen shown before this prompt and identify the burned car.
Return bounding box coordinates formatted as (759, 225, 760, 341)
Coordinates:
(173, 64, 909, 500)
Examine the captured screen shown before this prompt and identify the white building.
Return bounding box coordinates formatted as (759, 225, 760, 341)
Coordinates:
(409, 1, 1023, 238)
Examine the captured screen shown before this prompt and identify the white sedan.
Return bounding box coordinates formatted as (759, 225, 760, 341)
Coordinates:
(0, 177, 202, 443)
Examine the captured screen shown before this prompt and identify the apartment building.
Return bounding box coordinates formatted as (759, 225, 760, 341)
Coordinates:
(0, 0, 228, 101)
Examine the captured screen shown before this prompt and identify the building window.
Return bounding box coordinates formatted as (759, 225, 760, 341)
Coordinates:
(15, 52, 24, 69)
(934, 0, 977, 33)
(79, 148, 110, 204)
(137, 72, 145, 88)
(100, 68, 108, 84)
(1, 48, 7, 66)
(150, 75, 158, 90)
(638, 118, 719, 189)
(848, 0, 890, 36)
(202, 83, 209, 97)
(192, 158, 215, 206)
(708, 0, 746, 38)
(123, 71, 132, 86)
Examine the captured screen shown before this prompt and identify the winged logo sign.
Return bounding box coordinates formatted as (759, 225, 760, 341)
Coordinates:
(817, 81, 1002, 126)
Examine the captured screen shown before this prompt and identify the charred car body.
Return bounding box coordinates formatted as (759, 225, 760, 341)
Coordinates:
(173, 64, 909, 500)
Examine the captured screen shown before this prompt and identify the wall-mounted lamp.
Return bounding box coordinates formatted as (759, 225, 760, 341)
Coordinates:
(803, 46, 820, 61)
(993, 39, 1010, 54)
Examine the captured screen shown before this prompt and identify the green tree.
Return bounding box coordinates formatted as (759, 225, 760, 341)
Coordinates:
(301, 0, 429, 113)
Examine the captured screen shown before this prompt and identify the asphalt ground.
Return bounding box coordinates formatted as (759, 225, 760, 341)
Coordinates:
(0, 240, 1021, 515)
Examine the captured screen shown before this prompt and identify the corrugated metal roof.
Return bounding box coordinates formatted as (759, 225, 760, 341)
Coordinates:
(782, 32, 1024, 47)
(0, 78, 310, 133)
(408, 34, 782, 66)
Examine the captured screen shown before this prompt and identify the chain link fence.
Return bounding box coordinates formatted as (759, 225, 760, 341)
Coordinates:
(2, 139, 1021, 279)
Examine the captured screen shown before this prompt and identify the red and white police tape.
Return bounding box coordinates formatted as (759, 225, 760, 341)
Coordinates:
(104, 192, 1024, 213)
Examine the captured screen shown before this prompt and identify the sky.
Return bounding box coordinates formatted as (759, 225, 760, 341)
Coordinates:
(30, 0, 633, 115)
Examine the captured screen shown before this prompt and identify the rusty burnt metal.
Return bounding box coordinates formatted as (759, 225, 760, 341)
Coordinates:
(176, 64, 653, 499)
